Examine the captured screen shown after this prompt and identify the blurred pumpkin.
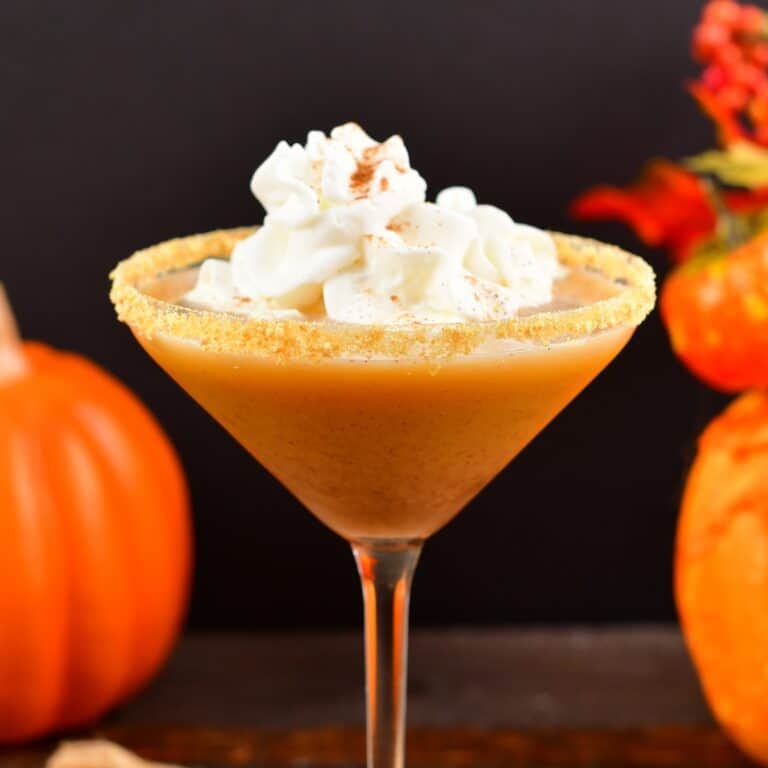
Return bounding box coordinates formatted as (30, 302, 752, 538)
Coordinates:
(0, 285, 190, 743)
(676, 389, 768, 764)
(661, 231, 768, 392)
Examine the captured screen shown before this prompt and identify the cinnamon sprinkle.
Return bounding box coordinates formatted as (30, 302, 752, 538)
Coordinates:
(350, 145, 384, 199)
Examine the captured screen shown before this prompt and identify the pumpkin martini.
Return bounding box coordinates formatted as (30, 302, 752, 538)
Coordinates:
(110, 123, 654, 768)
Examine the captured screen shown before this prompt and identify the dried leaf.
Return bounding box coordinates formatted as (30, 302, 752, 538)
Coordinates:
(47, 741, 184, 768)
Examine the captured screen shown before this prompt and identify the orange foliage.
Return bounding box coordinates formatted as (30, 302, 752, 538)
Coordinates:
(569, 161, 718, 263)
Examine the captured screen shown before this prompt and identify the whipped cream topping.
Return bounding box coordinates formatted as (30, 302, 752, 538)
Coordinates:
(184, 123, 559, 323)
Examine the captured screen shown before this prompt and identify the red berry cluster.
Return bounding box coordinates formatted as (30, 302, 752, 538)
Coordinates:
(692, 1, 768, 144)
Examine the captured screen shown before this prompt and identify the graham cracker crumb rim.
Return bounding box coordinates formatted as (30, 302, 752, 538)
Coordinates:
(109, 227, 656, 361)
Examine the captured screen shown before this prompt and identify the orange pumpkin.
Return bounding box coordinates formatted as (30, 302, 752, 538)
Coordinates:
(676, 389, 768, 764)
(661, 231, 768, 392)
(0, 285, 191, 743)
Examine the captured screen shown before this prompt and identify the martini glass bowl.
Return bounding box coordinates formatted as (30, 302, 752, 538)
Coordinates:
(110, 227, 655, 768)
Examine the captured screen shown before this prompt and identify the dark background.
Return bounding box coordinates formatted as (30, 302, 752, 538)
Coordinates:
(2, 0, 731, 629)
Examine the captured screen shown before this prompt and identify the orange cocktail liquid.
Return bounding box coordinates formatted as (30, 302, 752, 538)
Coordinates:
(137, 324, 630, 540)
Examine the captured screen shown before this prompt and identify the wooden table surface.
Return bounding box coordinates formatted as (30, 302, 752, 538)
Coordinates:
(0, 627, 754, 768)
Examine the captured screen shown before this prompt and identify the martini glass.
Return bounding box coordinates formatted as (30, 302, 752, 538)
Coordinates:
(110, 227, 654, 768)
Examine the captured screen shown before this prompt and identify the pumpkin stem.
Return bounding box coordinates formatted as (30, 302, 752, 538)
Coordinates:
(0, 283, 28, 383)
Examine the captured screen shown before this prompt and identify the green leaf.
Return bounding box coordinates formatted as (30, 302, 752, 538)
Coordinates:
(686, 142, 768, 189)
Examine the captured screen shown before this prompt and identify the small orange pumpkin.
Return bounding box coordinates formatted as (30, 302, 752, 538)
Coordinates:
(0, 285, 191, 743)
(676, 389, 768, 764)
(661, 231, 768, 393)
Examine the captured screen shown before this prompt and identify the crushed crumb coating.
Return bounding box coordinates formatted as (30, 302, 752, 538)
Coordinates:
(110, 227, 656, 361)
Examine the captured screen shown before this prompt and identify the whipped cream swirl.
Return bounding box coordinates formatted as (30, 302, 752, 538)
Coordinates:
(184, 123, 559, 323)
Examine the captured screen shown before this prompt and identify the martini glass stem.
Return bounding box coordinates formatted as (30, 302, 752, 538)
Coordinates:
(352, 539, 422, 768)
